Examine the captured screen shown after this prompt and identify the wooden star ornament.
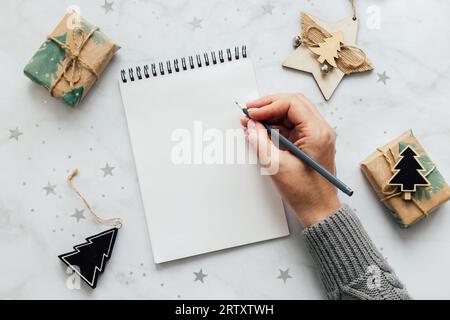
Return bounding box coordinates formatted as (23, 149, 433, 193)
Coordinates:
(283, 12, 373, 100)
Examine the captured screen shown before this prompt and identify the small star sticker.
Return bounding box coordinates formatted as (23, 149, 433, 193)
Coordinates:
(101, 163, 115, 177)
(101, 0, 114, 14)
(43, 182, 56, 196)
(277, 268, 292, 283)
(377, 71, 390, 84)
(189, 17, 203, 30)
(71, 208, 86, 222)
(262, 3, 275, 15)
(193, 269, 208, 283)
(9, 127, 23, 141)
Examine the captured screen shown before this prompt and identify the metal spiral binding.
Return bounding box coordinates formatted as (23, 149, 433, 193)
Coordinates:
(120, 45, 247, 83)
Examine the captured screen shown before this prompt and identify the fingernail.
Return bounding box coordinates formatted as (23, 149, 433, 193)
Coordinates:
(248, 120, 256, 129)
(247, 108, 256, 113)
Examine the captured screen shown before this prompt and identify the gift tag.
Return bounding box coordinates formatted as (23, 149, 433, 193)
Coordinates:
(59, 228, 118, 289)
(59, 169, 122, 289)
(388, 145, 431, 200)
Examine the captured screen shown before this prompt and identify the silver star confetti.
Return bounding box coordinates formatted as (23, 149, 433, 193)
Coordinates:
(101, 0, 114, 14)
(189, 17, 203, 30)
(277, 268, 292, 283)
(262, 3, 275, 15)
(71, 208, 86, 222)
(193, 269, 208, 283)
(43, 182, 56, 196)
(101, 163, 115, 177)
(9, 127, 23, 141)
(377, 71, 390, 84)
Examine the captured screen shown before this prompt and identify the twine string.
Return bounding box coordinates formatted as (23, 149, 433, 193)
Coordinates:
(350, 0, 357, 20)
(303, 28, 367, 70)
(47, 24, 99, 96)
(68, 169, 122, 228)
(338, 45, 366, 68)
(302, 26, 328, 47)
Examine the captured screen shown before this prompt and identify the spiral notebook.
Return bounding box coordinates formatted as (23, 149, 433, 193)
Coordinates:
(119, 46, 289, 263)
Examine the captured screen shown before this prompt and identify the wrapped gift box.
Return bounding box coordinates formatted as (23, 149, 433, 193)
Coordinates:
(361, 130, 450, 228)
(24, 11, 119, 106)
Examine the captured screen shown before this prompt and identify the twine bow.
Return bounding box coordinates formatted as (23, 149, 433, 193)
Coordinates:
(47, 26, 99, 96)
(299, 12, 373, 75)
(377, 147, 436, 217)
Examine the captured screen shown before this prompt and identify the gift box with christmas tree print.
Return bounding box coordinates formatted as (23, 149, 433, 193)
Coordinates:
(361, 130, 450, 228)
(24, 11, 119, 107)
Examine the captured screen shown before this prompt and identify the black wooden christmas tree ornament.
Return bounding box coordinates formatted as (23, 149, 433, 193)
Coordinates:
(59, 228, 118, 288)
(59, 169, 123, 289)
(388, 145, 431, 200)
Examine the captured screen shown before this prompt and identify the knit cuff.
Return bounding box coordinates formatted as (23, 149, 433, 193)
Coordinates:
(302, 205, 389, 296)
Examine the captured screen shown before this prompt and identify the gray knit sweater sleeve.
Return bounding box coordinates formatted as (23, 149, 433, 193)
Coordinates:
(302, 205, 410, 300)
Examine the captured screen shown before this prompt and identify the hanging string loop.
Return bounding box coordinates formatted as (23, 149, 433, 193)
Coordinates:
(68, 169, 123, 229)
(350, 0, 357, 20)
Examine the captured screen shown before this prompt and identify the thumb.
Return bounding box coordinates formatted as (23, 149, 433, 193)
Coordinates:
(247, 120, 280, 171)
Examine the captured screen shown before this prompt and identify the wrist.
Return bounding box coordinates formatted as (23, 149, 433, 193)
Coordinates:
(293, 195, 341, 227)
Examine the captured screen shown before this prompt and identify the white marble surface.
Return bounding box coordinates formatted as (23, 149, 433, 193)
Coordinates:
(1, 0, 450, 299)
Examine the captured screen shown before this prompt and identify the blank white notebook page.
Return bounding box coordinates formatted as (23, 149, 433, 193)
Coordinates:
(120, 57, 289, 263)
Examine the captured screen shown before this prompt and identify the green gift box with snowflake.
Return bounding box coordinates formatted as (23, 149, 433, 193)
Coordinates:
(24, 10, 119, 107)
(361, 130, 450, 228)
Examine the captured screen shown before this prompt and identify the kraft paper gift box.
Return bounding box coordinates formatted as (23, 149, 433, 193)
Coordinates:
(361, 130, 450, 228)
(24, 11, 119, 106)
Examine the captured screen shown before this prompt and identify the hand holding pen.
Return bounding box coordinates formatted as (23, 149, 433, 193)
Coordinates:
(238, 93, 350, 227)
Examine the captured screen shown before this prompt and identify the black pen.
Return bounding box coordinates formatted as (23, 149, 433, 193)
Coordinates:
(235, 101, 353, 197)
